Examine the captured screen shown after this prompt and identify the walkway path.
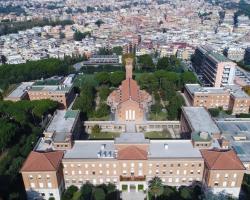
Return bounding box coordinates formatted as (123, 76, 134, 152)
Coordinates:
(121, 191, 146, 200)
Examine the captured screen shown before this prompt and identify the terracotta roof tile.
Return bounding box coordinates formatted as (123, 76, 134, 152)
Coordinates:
(21, 151, 64, 172)
(117, 146, 148, 160)
(200, 149, 245, 170)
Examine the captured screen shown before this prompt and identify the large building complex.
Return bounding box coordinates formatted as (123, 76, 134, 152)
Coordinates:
(184, 84, 250, 114)
(192, 46, 236, 87)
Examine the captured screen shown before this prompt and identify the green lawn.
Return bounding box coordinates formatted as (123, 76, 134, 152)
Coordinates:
(73, 74, 98, 88)
(89, 132, 121, 139)
(144, 131, 172, 139)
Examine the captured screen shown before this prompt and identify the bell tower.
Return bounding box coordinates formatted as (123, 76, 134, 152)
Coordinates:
(125, 58, 133, 79)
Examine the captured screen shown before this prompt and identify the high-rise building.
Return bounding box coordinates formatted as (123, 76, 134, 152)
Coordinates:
(244, 47, 250, 65)
(192, 46, 236, 87)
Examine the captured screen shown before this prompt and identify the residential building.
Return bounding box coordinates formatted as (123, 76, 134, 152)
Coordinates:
(244, 47, 250, 65)
(20, 151, 64, 200)
(192, 46, 236, 87)
(4, 82, 34, 101)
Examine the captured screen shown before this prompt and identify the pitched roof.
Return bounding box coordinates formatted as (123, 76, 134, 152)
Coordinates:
(200, 149, 245, 170)
(117, 146, 148, 160)
(21, 151, 64, 172)
(120, 79, 140, 103)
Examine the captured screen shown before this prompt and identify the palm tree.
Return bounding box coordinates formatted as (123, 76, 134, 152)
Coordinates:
(148, 176, 164, 200)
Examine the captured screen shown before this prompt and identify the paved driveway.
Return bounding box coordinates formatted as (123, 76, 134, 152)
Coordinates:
(121, 191, 146, 200)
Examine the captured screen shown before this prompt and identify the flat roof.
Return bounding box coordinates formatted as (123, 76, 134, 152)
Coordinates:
(185, 84, 227, 95)
(6, 82, 34, 98)
(45, 110, 79, 142)
(149, 140, 202, 159)
(63, 141, 116, 159)
(182, 107, 220, 134)
(29, 85, 71, 92)
(115, 133, 150, 144)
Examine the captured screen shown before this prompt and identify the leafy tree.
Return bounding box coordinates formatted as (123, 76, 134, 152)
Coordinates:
(137, 73, 158, 93)
(93, 188, 105, 200)
(167, 94, 185, 120)
(148, 177, 164, 199)
(181, 71, 197, 85)
(93, 104, 110, 118)
(74, 31, 85, 41)
(62, 185, 78, 200)
(179, 187, 193, 200)
(243, 85, 250, 95)
(98, 86, 111, 102)
(0, 55, 7, 64)
(98, 47, 112, 55)
(92, 125, 101, 134)
(208, 108, 220, 117)
(110, 71, 125, 86)
(80, 182, 93, 200)
(137, 54, 154, 71)
(95, 19, 104, 27)
(95, 72, 110, 85)
(112, 46, 123, 55)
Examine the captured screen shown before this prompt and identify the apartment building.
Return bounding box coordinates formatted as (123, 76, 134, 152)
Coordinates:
(192, 46, 236, 87)
(184, 84, 250, 114)
(35, 110, 82, 151)
(201, 149, 245, 197)
(62, 133, 204, 192)
(20, 151, 64, 200)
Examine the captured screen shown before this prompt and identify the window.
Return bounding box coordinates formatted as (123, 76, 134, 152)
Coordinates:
(91, 164, 95, 167)
(77, 164, 81, 167)
(92, 171, 95, 175)
(177, 164, 181, 167)
(106, 163, 110, 167)
(41, 193, 45, 197)
(99, 164, 102, 167)
(175, 178, 179, 183)
(29, 175, 33, 180)
(225, 174, 228, 178)
(46, 175, 50, 179)
(190, 170, 194, 174)
(197, 170, 201, 174)
(30, 183, 35, 188)
(216, 174, 220, 178)
(183, 170, 187, 175)
(113, 164, 117, 168)
(113, 170, 117, 175)
(131, 163, 134, 167)
(38, 175, 42, 179)
(170, 170, 173, 174)
(79, 171, 82, 175)
(176, 170, 180, 175)
(231, 181, 236, 187)
(168, 178, 172, 183)
(48, 182, 52, 188)
(49, 193, 53, 197)
(39, 183, 44, 188)
(85, 164, 88, 168)
(123, 163, 127, 167)
(86, 171, 89, 175)
(71, 164, 74, 167)
(163, 164, 167, 167)
(223, 181, 227, 187)
(139, 163, 143, 167)
(72, 171, 75, 175)
(106, 170, 110, 175)
(214, 182, 219, 186)
(233, 174, 237, 178)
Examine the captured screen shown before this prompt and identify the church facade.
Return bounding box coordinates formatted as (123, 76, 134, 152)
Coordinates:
(107, 58, 152, 123)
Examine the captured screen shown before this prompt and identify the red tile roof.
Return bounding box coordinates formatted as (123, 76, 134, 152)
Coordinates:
(120, 79, 140, 103)
(21, 151, 64, 172)
(117, 146, 148, 160)
(200, 149, 245, 170)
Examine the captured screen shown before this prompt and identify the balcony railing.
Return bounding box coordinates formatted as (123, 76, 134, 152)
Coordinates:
(120, 175, 146, 181)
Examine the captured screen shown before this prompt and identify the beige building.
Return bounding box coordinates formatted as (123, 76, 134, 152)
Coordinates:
(201, 149, 245, 197)
(20, 151, 64, 200)
(28, 84, 75, 109)
(184, 84, 250, 114)
(62, 133, 204, 192)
